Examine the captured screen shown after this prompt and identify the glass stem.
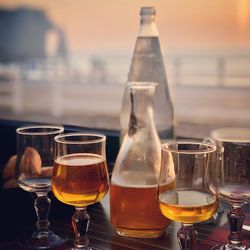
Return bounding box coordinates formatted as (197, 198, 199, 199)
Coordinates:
(34, 192, 51, 232)
(227, 205, 245, 248)
(177, 224, 197, 250)
(72, 207, 90, 249)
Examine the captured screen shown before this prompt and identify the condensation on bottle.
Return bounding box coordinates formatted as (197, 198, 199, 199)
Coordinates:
(120, 6, 174, 144)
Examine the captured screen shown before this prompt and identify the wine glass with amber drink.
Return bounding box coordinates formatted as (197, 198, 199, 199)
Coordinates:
(52, 133, 109, 249)
(158, 141, 218, 250)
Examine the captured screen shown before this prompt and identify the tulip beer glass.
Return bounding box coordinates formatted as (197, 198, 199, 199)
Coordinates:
(158, 141, 218, 250)
(16, 125, 66, 249)
(52, 133, 109, 249)
(209, 128, 250, 250)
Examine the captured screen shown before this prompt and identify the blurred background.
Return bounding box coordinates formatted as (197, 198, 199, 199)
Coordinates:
(0, 0, 249, 134)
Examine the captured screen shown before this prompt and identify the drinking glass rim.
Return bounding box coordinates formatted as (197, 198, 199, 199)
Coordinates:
(162, 141, 216, 154)
(54, 132, 106, 144)
(16, 125, 64, 135)
(211, 127, 250, 143)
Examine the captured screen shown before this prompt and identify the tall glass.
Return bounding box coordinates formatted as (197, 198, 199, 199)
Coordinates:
(120, 7, 174, 144)
(158, 141, 218, 250)
(16, 125, 66, 249)
(209, 128, 250, 250)
(52, 133, 109, 249)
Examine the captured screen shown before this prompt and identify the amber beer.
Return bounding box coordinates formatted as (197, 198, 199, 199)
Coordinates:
(52, 153, 109, 207)
(110, 181, 175, 238)
(159, 189, 219, 224)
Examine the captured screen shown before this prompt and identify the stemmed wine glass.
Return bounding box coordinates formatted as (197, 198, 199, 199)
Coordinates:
(158, 141, 218, 250)
(52, 133, 109, 249)
(16, 125, 67, 249)
(210, 131, 250, 250)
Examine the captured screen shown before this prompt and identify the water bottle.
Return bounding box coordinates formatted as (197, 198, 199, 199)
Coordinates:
(120, 6, 174, 143)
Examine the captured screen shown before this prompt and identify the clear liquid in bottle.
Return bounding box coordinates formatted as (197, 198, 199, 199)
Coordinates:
(120, 7, 174, 144)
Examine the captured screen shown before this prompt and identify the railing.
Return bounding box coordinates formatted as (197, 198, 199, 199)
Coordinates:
(168, 52, 250, 87)
(0, 52, 250, 121)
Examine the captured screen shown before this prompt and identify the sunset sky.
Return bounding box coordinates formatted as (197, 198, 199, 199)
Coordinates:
(1, 0, 250, 54)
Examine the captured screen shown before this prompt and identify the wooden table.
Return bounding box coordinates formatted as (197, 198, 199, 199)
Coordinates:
(0, 188, 233, 250)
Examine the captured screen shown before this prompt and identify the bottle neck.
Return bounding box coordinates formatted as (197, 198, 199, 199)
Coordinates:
(138, 14, 159, 37)
(128, 84, 156, 136)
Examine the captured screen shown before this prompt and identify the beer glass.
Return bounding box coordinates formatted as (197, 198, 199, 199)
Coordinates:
(52, 133, 109, 249)
(16, 125, 66, 249)
(208, 128, 250, 250)
(158, 141, 218, 250)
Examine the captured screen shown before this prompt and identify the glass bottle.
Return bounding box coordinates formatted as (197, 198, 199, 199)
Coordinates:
(120, 6, 174, 144)
(110, 82, 172, 238)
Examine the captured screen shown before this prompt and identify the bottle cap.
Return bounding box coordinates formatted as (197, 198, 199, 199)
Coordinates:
(140, 6, 156, 16)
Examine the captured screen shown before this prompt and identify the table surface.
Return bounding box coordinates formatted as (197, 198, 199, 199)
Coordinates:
(0, 188, 237, 250)
(0, 120, 249, 249)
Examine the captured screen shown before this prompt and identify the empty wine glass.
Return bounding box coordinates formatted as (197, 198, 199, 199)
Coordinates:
(16, 125, 67, 249)
(210, 129, 250, 250)
(52, 133, 109, 249)
(158, 141, 218, 250)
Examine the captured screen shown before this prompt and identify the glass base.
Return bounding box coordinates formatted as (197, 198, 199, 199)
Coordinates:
(18, 229, 68, 249)
(243, 224, 250, 231)
(115, 227, 166, 238)
(68, 247, 101, 250)
(211, 244, 248, 250)
(63, 241, 101, 250)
